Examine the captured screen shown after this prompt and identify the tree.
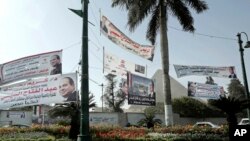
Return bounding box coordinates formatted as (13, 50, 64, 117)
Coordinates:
(111, 0, 208, 125)
(228, 79, 245, 100)
(137, 108, 162, 129)
(209, 97, 250, 140)
(144, 102, 165, 114)
(102, 74, 126, 112)
(172, 97, 225, 119)
(48, 92, 96, 141)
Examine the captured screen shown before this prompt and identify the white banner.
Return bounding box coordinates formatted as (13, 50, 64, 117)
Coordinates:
(188, 81, 224, 99)
(174, 65, 237, 78)
(104, 51, 146, 78)
(0, 73, 77, 109)
(0, 50, 62, 85)
(100, 15, 155, 61)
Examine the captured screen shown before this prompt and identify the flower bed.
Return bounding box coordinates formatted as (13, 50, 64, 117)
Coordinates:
(0, 124, 229, 141)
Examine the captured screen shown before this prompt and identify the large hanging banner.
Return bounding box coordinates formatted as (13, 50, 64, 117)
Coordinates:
(0, 50, 62, 85)
(127, 72, 155, 106)
(0, 73, 77, 109)
(187, 81, 224, 99)
(100, 15, 155, 61)
(104, 51, 146, 78)
(174, 64, 237, 79)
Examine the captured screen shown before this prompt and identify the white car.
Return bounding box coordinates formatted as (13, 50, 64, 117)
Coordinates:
(238, 118, 250, 125)
(193, 122, 220, 128)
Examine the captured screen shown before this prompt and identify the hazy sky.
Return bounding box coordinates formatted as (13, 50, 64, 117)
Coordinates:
(0, 0, 250, 107)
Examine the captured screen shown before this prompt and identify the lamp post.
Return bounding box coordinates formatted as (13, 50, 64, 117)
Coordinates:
(237, 32, 250, 121)
(79, 0, 90, 140)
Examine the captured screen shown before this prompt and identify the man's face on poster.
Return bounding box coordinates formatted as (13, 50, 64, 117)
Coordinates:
(229, 67, 234, 74)
(189, 83, 196, 93)
(50, 55, 60, 67)
(59, 78, 75, 98)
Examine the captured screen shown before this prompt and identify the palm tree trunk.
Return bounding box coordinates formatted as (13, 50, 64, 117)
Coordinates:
(227, 114, 237, 141)
(160, 1, 173, 126)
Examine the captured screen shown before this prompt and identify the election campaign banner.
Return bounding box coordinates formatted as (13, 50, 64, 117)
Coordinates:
(0, 73, 77, 109)
(100, 15, 155, 61)
(104, 51, 146, 78)
(127, 72, 155, 106)
(187, 81, 224, 99)
(0, 50, 62, 85)
(174, 64, 237, 79)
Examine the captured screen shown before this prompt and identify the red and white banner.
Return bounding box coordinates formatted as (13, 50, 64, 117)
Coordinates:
(100, 15, 155, 61)
(174, 64, 237, 79)
(0, 73, 77, 109)
(0, 50, 62, 85)
(104, 51, 146, 78)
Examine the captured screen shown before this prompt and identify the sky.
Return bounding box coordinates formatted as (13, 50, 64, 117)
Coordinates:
(0, 0, 250, 108)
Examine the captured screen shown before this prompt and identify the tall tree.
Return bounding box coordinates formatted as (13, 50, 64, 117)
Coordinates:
(111, 0, 208, 125)
(228, 79, 245, 100)
(102, 74, 126, 112)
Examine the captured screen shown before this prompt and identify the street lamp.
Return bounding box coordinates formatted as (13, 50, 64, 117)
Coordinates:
(236, 32, 250, 122)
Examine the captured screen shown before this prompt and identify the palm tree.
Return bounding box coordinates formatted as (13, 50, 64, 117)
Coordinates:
(137, 108, 162, 129)
(111, 0, 208, 125)
(209, 96, 250, 140)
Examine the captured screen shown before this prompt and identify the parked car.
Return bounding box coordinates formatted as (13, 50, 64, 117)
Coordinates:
(193, 122, 220, 128)
(2, 124, 30, 128)
(238, 118, 250, 125)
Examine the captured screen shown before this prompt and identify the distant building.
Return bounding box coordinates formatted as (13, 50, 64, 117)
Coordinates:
(127, 69, 187, 112)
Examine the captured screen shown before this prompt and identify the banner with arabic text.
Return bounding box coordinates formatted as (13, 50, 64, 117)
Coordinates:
(174, 65, 237, 78)
(127, 72, 155, 106)
(0, 50, 62, 85)
(104, 51, 146, 78)
(0, 73, 77, 109)
(187, 81, 224, 99)
(100, 15, 155, 61)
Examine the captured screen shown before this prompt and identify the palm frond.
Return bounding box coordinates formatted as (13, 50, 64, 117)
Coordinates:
(48, 103, 74, 118)
(168, 0, 195, 32)
(209, 97, 247, 115)
(127, 0, 156, 32)
(146, 3, 160, 45)
(183, 0, 208, 13)
(111, 0, 130, 10)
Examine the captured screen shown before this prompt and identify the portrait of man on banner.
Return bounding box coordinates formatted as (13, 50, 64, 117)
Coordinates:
(228, 66, 237, 79)
(50, 55, 62, 75)
(188, 82, 197, 97)
(100, 16, 110, 35)
(148, 80, 155, 98)
(59, 76, 77, 102)
(121, 79, 128, 96)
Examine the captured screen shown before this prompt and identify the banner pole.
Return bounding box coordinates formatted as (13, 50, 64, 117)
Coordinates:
(103, 46, 105, 74)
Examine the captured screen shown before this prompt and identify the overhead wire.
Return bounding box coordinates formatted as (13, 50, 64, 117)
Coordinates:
(62, 40, 81, 50)
(89, 4, 99, 27)
(168, 25, 237, 41)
